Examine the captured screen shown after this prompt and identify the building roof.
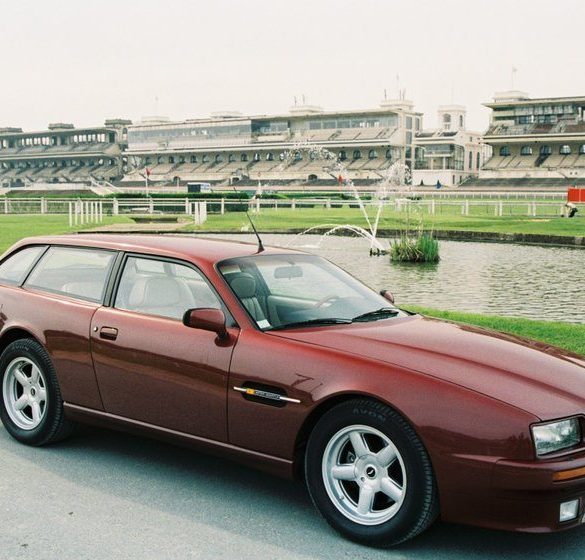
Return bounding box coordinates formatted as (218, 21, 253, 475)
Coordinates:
(485, 95, 585, 109)
(130, 105, 422, 131)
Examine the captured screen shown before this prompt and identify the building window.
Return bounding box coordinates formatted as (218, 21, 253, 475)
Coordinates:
(228, 154, 236, 163)
(520, 146, 533, 156)
(443, 114, 451, 130)
(241, 153, 248, 162)
(338, 150, 347, 161)
(168, 156, 175, 164)
(157, 156, 163, 164)
(579, 145, 585, 155)
(476, 152, 481, 169)
(253, 152, 261, 162)
(190, 155, 197, 163)
(202, 154, 209, 163)
(459, 115, 464, 128)
(385, 149, 393, 160)
(353, 150, 362, 160)
(468, 151, 473, 169)
(178, 155, 185, 164)
(499, 146, 511, 157)
(266, 152, 274, 161)
(294, 151, 302, 161)
(368, 149, 378, 159)
(539, 145, 552, 156)
(215, 154, 223, 163)
(560, 145, 572, 155)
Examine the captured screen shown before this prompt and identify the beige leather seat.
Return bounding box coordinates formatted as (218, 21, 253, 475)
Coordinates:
(227, 272, 266, 322)
(127, 276, 195, 319)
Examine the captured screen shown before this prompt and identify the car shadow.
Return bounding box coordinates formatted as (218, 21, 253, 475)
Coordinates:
(2, 425, 585, 560)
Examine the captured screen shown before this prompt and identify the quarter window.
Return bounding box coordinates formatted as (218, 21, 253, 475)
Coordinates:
(114, 256, 221, 320)
(25, 246, 115, 302)
(0, 246, 46, 285)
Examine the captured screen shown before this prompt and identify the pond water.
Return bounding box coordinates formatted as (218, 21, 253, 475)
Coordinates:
(206, 233, 585, 324)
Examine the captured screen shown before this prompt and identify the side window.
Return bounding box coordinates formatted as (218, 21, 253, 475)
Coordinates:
(114, 256, 221, 320)
(25, 246, 115, 302)
(0, 246, 46, 285)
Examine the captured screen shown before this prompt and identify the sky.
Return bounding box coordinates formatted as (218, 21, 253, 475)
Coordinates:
(2, 0, 585, 133)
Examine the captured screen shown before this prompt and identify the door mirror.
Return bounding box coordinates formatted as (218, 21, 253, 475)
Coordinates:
(183, 308, 228, 339)
(380, 290, 395, 304)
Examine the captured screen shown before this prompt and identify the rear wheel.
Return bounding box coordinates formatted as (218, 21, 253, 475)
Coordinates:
(0, 339, 74, 446)
(305, 399, 438, 547)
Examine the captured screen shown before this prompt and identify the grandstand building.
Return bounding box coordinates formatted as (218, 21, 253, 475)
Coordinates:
(0, 119, 131, 188)
(476, 91, 585, 188)
(413, 105, 485, 187)
(123, 99, 421, 186)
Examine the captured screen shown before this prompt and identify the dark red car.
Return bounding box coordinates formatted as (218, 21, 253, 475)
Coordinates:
(1, 234, 585, 546)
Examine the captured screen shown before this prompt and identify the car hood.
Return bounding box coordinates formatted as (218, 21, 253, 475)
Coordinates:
(270, 314, 585, 420)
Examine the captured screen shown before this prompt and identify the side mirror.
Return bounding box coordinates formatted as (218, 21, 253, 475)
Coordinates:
(380, 290, 395, 304)
(183, 308, 228, 339)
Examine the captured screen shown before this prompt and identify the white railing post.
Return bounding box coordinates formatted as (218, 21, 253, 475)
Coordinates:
(220, 198, 225, 215)
(69, 202, 73, 227)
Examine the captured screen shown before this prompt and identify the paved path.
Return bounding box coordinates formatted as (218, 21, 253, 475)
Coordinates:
(1, 425, 584, 560)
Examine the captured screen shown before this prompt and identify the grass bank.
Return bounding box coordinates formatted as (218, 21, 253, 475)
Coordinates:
(404, 306, 585, 356)
(185, 208, 585, 238)
(0, 215, 133, 254)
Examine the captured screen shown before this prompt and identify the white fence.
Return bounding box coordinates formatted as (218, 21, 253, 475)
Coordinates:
(0, 195, 578, 219)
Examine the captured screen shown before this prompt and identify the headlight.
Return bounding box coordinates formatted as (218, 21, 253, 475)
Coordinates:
(532, 418, 581, 456)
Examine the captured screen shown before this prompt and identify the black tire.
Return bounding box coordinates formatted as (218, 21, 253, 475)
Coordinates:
(0, 338, 74, 446)
(305, 399, 439, 547)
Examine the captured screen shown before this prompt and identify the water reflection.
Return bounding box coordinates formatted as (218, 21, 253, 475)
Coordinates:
(207, 234, 585, 324)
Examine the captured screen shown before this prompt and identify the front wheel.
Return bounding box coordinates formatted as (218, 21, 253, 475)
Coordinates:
(305, 399, 438, 547)
(0, 338, 74, 446)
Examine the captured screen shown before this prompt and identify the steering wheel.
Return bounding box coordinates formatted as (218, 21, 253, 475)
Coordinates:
(313, 295, 341, 309)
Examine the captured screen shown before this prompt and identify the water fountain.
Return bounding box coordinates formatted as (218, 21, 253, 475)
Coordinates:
(272, 140, 413, 255)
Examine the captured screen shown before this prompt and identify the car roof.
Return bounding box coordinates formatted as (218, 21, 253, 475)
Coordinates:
(12, 234, 304, 265)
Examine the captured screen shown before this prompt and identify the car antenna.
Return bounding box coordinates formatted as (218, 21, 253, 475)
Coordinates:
(246, 211, 265, 253)
(230, 183, 265, 253)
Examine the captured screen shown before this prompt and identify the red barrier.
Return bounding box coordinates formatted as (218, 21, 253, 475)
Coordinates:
(568, 187, 585, 202)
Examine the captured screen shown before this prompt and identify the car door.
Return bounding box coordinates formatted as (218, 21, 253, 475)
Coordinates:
(90, 254, 238, 442)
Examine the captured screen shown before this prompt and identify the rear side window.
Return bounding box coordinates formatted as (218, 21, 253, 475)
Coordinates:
(0, 246, 46, 285)
(25, 246, 116, 302)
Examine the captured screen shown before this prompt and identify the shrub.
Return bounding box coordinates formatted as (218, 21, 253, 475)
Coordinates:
(390, 234, 440, 263)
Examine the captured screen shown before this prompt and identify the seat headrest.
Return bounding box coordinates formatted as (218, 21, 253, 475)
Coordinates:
(128, 277, 183, 307)
(228, 272, 257, 299)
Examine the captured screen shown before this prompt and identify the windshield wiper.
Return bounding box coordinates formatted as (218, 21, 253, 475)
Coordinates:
(352, 307, 400, 322)
(269, 318, 353, 331)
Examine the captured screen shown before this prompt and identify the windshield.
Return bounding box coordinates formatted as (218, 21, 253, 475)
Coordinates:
(218, 253, 404, 330)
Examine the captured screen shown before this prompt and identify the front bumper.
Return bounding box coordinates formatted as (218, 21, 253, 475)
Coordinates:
(488, 452, 585, 532)
(440, 451, 585, 533)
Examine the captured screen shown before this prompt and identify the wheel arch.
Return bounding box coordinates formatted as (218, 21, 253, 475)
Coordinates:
(0, 327, 43, 358)
(293, 392, 419, 481)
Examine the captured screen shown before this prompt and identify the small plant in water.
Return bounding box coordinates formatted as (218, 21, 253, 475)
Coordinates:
(390, 234, 440, 263)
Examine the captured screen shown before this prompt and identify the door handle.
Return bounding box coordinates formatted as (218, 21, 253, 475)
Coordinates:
(99, 326, 118, 340)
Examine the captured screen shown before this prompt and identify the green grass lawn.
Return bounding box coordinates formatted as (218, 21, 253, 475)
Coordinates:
(404, 306, 585, 356)
(0, 215, 133, 254)
(183, 207, 585, 237)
